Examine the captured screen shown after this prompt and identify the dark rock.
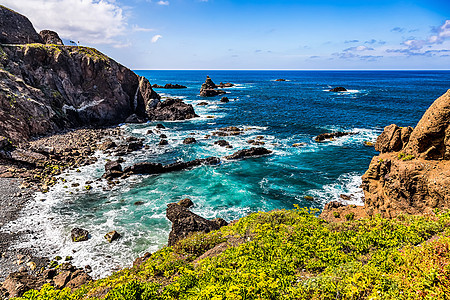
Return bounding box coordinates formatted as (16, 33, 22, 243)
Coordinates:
(329, 87, 347, 92)
(121, 157, 220, 176)
(212, 218, 229, 227)
(214, 140, 231, 147)
(0, 136, 12, 151)
(275, 79, 286, 82)
(105, 160, 122, 172)
(340, 194, 351, 201)
(163, 83, 187, 89)
(159, 139, 168, 146)
(212, 126, 242, 137)
(134, 201, 144, 205)
(160, 134, 167, 139)
(151, 84, 163, 88)
(0, 6, 43, 44)
(220, 97, 229, 103)
(147, 98, 198, 121)
(217, 82, 234, 88)
(200, 76, 226, 97)
(178, 198, 194, 208)
(124, 114, 145, 123)
(197, 102, 209, 106)
(39, 30, 63, 45)
(104, 231, 121, 243)
(71, 228, 89, 242)
(146, 129, 153, 135)
(225, 147, 272, 160)
(166, 203, 225, 246)
(315, 132, 355, 142)
(183, 137, 197, 144)
(156, 123, 165, 129)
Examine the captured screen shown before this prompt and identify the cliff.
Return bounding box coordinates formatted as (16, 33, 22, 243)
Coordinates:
(0, 6, 196, 144)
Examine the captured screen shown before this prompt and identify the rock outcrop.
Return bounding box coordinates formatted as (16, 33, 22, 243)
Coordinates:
(199, 76, 226, 97)
(0, 6, 43, 44)
(0, 5, 197, 143)
(225, 147, 272, 160)
(152, 83, 187, 89)
(329, 87, 347, 92)
(315, 132, 355, 142)
(0, 264, 91, 298)
(39, 30, 63, 45)
(356, 90, 450, 218)
(166, 202, 228, 246)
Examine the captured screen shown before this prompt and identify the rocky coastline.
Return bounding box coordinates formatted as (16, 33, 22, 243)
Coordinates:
(2, 3, 450, 299)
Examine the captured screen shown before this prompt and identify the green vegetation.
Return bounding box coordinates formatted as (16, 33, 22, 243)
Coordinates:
(15, 208, 450, 299)
(398, 152, 415, 161)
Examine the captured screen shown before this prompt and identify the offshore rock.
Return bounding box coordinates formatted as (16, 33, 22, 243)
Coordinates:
(225, 147, 272, 160)
(315, 132, 355, 142)
(199, 76, 226, 97)
(104, 231, 121, 243)
(146, 98, 198, 121)
(166, 202, 227, 246)
(329, 87, 347, 92)
(39, 30, 63, 45)
(0, 6, 43, 44)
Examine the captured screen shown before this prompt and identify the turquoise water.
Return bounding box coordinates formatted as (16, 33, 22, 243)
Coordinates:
(4, 70, 450, 277)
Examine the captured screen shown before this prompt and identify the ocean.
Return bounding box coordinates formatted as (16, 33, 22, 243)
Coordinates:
(3, 70, 450, 278)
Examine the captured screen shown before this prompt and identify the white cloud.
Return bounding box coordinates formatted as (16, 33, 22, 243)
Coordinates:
(1, 0, 127, 45)
(157, 1, 169, 5)
(132, 25, 156, 32)
(151, 34, 162, 43)
(429, 20, 450, 44)
(344, 45, 374, 52)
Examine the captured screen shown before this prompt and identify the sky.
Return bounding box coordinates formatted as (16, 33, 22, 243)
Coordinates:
(2, 0, 450, 70)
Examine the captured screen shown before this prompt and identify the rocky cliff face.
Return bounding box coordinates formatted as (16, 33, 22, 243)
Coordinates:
(0, 5, 199, 143)
(0, 6, 43, 44)
(0, 43, 159, 142)
(360, 89, 450, 217)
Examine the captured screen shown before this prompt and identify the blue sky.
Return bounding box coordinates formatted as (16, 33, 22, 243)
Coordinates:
(3, 0, 450, 69)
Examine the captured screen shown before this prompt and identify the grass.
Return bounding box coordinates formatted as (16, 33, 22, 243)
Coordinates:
(14, 207, 450, 300)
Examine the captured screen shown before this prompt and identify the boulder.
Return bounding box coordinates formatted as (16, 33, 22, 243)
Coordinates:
(374, 124, 412, 153)
(71, 228, 89, 242)
(403, 89, 450, 160)
(39, 30, 63, 45)
(214, 140, 231, 147)
(0, 6, 43, 44)
(275, 79, 286, 82)
(225, 147, 272, 160)
(178, 198, 194, 208)
(104, 231, 121, 243)
(329, 87, 347, 92)
(220, 97, 229, 103)
(146, 98, 198, 121)
(315, 132, 355, 142)
(166, 202, 226, 246)
(197, 102, 209, 106)
(159, 139, 168, 146)
(156, 123, 165, 129)
(183, 137, 197, 144)
(0, 272, 44, 298)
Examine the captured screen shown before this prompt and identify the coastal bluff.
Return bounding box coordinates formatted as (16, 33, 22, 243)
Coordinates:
(0, 5, 196, 143)
(322, 89, 450, 220)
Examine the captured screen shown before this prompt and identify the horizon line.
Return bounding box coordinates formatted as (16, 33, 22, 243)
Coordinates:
(133, 68, 450, 71)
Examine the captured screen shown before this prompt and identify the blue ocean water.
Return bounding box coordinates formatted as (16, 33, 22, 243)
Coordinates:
(4, 70, 450, 277)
